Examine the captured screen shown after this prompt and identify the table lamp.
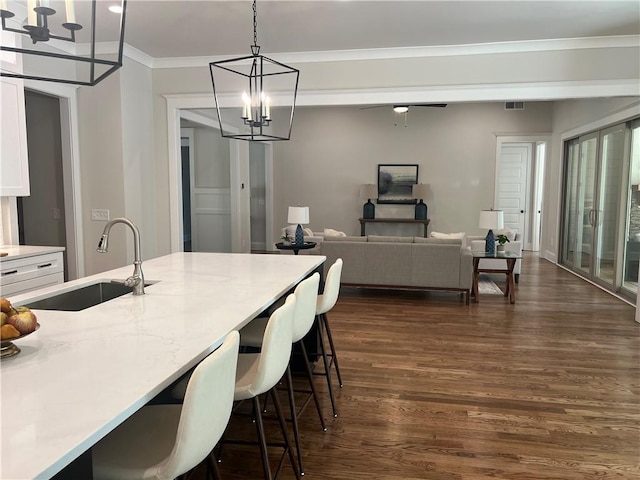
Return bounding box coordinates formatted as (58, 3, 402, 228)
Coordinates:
(479, 209, 504, 255)
(359, 184, 377, 219)
(412, 184, 430, 220)
(288, 206, 309, 246)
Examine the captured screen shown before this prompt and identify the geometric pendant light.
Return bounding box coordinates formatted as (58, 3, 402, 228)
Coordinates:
(209, 0, 299, 141)
(0, 0, 127, 86)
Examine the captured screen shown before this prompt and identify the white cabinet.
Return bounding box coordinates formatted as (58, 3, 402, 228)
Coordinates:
(0, 76, 30, 196)
(1, 249, 64, 297)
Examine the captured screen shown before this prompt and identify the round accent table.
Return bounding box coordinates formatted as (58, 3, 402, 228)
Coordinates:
(275, 241, 317, 255)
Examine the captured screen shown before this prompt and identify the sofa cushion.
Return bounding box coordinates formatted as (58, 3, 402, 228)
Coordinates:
(323, 235, 367, 242)
(367, 235, 414, 243)
(430, 231, 466, 240)
(320, 241, 366, 284)
(365, 243, 414, 286)
(411, 244, 462, 288)
(323, 228, 347, 237)
(414, 237, 463, 245)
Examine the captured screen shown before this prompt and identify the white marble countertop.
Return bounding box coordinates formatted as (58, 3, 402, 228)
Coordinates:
(0, 252, 325, 479)
(0, 245, 65, 260)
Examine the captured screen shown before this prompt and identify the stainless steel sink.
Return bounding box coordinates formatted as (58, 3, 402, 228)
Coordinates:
(26, 282, 151, 312)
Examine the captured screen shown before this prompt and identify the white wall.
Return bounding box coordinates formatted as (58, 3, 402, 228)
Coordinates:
(77, 57, 156, 275)
(77, 71, 127, 275)
(121, 57, 156, 265)
(271, 103, 553, 238)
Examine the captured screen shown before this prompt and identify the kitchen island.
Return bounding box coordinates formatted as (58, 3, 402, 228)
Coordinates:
(0, 252, 325, 479)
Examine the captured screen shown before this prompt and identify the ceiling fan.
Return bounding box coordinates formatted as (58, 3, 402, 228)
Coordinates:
(360, 103, 448, 112)
(360, 103, 447, 127)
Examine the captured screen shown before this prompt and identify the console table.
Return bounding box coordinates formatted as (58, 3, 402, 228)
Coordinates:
(359, 218, 431, 237)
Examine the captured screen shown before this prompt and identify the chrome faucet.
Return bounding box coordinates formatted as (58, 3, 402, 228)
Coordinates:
(97, 217, 145, 295)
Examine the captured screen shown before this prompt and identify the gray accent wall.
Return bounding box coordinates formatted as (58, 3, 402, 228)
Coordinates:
(272, 103, 554, 239)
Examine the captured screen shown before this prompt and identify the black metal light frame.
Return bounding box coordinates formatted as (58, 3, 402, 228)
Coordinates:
(209, 0, 299, 142)
(0, 0, 127, 86)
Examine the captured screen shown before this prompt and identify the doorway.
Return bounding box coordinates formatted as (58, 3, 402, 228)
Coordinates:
(18, 90, 68, 279)
(495, 135, 549, 252)
(180, 115, 233, 253)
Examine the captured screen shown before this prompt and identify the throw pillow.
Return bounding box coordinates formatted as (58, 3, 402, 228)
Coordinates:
(430, 231, 466, 240)
(303, 228, 314, 237)
(323, 228, 347, 237)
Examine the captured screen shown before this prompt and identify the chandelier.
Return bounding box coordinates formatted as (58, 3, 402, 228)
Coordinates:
(0, 0, 127, 86)
(209, 0, 299, 142)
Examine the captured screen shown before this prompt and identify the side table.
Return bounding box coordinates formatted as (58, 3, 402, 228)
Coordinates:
(275, 241, 317, 255)
(471, 251, 522, 304)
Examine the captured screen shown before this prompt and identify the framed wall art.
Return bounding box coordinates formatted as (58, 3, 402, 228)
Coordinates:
(377, 164, 419, 204)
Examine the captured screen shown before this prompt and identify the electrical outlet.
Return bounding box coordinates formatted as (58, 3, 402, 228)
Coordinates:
(52, 208, 61, 220)
(91, 209, 110, 221)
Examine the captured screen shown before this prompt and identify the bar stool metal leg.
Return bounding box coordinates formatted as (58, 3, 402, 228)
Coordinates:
(271, 386, 302, 480)
(285, 365, 305, 475)
(321, 313, 343, 388)
(298, 340, 328, 431)
(253, 396, 273, 480)
(316, 316, 338, 418)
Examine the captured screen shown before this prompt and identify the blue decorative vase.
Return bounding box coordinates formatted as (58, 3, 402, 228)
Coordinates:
(295, 224, 304, 246)
(363, 200, 375, 219)
(485, 229, 496, 255)
(414, 200, 427, 220)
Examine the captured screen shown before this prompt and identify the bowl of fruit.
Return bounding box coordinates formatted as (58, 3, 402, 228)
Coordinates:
(1, 298, 39, 359)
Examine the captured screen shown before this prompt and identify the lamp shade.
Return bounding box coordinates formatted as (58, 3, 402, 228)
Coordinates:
(412, 184, 430, 200)
(359, 184, 378, 199)
(479, 210, 504, 230)
(288, 206, 309, 225)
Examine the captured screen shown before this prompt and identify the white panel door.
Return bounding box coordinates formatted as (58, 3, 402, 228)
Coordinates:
(497, 144, 531, 242)
(191, 187, 232, 252)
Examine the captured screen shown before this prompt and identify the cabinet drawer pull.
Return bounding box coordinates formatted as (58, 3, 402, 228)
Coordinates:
(38, 263, 53, 269)
(2, 270, 18, 276)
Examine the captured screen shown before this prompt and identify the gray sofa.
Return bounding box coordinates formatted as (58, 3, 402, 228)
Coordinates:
(319, 235, 473, 304)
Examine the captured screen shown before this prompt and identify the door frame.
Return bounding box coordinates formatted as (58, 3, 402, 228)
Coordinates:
(22, 79, 84, 280)
(494, 134, 551, 251)
(532, 142, 547, 251)
(166, 94, 254, 253)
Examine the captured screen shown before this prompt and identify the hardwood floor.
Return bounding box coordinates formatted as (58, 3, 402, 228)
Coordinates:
(195, 254, 640, 479)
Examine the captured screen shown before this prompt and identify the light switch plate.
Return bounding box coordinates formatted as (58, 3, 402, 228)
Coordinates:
(91, 209, 110, 221)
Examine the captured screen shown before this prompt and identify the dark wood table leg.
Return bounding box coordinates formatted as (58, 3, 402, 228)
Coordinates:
(472, 258, 480, 303)
(505, 258, 516, 303)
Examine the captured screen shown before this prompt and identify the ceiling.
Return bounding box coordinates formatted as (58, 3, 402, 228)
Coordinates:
(123, 0, 640, 59)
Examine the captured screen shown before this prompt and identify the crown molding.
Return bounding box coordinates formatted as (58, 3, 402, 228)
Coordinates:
(122, 44, 155, 68)
(147, 35, 639, 70)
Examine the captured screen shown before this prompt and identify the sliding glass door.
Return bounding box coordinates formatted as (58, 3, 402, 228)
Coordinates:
(622, 121, 640, 294)
(561, 119, 635, 299)
(562, 133, 598, 277)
